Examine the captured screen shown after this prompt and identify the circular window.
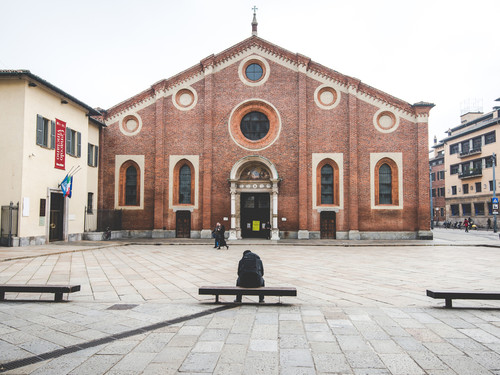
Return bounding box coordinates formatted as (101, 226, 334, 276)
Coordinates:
(120, 114, 142, 136)
(228, 99, 281, 151)
(373, 109, 399, 133)
(240, 111, 269, 140)
(245, 63, 263, 81)
(238, 55, 270, 87)
(314, 84, 340, 110)
(172, 87, 198, 111)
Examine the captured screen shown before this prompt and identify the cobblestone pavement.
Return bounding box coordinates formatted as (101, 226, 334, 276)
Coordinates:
(0, 230, 500, 374)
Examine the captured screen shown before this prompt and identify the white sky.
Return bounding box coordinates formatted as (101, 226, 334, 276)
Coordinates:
(2, 0, 499, 146)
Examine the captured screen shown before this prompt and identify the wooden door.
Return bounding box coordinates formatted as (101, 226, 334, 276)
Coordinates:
(49, 193, 64, 242)
(176, 211, 191, 238)
(320, 211, 336, 239)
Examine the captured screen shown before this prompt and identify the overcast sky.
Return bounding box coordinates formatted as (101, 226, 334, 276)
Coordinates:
(2, 0, 499, 146)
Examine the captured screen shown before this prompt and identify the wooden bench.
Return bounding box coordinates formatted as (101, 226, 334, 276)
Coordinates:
(0, 284, 81, 302)
(199, 286, 297, 303)
(426, 289, 500, 308)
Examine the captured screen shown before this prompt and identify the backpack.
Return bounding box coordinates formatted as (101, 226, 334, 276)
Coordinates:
(241, 253, 259, 274)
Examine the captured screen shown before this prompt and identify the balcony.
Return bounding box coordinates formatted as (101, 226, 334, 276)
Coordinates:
(458, 168, 482, 179)
(459, 147, 482, 158)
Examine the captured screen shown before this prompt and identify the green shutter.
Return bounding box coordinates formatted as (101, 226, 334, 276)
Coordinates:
(66, 127, 71, 154)
(77, 132, 81, 157)
(94, 145, 99, 167)
(88, 144, 92, 166)
(50, 121, 55, 149)
(36, 115, 44, 146)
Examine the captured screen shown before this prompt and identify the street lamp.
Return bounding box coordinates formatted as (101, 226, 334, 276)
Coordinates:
(493, 152, 497, 233)
(430, 166, 434, 229)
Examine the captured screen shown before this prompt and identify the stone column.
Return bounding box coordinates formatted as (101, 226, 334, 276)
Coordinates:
(271, 180, 280, 240)
(229, 182, 238, 240)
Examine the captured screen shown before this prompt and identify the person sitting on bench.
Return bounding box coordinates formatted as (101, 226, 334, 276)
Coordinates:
(235, 250, 265, 303)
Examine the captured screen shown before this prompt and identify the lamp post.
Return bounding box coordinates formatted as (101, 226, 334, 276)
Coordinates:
(493, 152, 497, 233)
(430, 166, 434, 229)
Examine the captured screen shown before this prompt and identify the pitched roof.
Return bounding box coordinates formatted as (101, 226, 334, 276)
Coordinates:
(105, 36, 426, 120)
(0, 70, 101, 117)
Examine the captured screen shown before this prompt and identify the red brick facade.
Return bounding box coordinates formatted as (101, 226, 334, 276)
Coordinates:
(99, 36, 433, 240)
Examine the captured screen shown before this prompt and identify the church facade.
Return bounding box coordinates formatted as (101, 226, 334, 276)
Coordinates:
(99, 28, 434, 240)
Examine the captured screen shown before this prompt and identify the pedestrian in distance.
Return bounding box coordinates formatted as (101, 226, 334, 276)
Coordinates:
(216, 223, 229, 250)
(463, 218, 469, 232)
(235, 250, 265, 303)
(212, 222, 221, 248)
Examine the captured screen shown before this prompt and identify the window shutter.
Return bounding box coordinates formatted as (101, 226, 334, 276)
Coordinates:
(77, 132, 81, 157)
(50, 121, 55, 149)
(87, 144, 92, 166)
(94, 146, 99, 167)
(66, 127, 71, 154)
(36, 115, 44, 146)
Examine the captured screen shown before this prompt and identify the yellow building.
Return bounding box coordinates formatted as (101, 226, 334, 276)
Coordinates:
(443, 107, 500, 228)
(0, 70, 103, 246)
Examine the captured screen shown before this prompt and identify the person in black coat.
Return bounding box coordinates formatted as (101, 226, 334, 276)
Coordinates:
(216, 224, 228, 249)
(235, 250, 265, 302)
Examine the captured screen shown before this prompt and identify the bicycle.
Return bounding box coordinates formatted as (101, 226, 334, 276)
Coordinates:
(102, 227, 111, 240)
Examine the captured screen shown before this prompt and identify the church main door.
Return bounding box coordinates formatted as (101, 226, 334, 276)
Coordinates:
(240, 193, 269, 238)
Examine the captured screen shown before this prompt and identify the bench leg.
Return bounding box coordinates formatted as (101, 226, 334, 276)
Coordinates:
(445, 298, 452, 308)
(215, 294, 219, 303)
(0, 292, 4, 301)
(55, 292, 63, 302)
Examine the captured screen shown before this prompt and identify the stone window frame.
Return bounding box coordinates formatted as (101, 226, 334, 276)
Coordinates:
(373, 108, 400, 134)
(315, 158, 340, 207)
(119, 114, 143, 137)
(312, 153, 344, 211)
(119, 160, 141, 207)
(370, 153, 403, 210)
(115, 155, 145, 210)
(169, 155, 199, 211)
(173, 159, 195, 206)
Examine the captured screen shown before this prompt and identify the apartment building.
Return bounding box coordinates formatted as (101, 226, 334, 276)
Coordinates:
(442, 107, 500, 228)
(0, 70, 104, 246)
(430, 139, 446, 225)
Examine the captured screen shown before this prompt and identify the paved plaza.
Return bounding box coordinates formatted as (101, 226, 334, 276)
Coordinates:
(1, 228, 500, 374)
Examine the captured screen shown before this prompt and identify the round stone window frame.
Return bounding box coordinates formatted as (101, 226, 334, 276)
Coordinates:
(120, 114, 143, 137)
(238, 55, 270, 87)
(172, 87, 198, 111)
(228, 99, 281, 151)
(313, 84, 341, 110)
(373, 109, 400, 133)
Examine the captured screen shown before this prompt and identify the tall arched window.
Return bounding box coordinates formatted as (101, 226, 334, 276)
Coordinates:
(374, 157, 399, 206)
(316, 159, 339, 206)
(179, 164, 191, 204)
(125, 166, 137, 205)
(378, 164, 392, 204)
(321, 164, 334, 204)
(174, 159, 195, 205)
(119, 160, 140, 207)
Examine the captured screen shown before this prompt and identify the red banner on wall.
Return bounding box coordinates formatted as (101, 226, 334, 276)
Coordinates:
(54, 118, 66, 170)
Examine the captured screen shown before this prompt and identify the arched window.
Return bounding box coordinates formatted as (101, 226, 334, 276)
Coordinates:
(378, 164, 392, 204)
(179, 164, 191, 204)
(316, 159, 339, 206)
(119, 160, 140, 207)
(374, 158, 399, 206)
(321, 165, 334, 204)
(174, 160, 195, 205)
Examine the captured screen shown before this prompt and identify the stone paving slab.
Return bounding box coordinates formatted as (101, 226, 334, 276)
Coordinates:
(1, 234, 500, 373)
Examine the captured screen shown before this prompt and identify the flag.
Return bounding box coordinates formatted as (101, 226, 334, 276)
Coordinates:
(60, 174, 73, 198)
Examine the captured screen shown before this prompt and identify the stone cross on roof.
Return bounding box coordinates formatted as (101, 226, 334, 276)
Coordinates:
(252, 6, 258, 36)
